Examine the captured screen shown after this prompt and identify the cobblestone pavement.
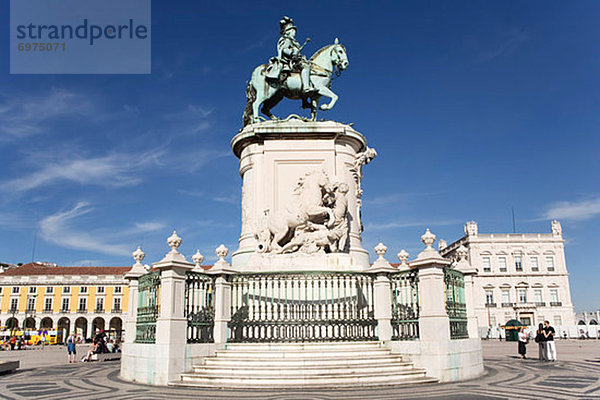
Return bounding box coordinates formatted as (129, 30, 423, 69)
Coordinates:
(0, 341, 599, 399)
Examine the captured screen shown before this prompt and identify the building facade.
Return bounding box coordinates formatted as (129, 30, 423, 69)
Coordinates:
(0, 262, 130, 342)
(440, 220, 576, 337)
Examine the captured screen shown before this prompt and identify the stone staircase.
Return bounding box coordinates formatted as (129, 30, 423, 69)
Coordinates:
(171, 341, 437, 388)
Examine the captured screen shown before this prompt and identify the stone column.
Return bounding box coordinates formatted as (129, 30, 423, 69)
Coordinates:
(369, 243, 396, 342)
(123, 247, 148, 345)
(454, 245, 479, 339)
(208, 245, 236, 344)
(152, 231, 194, 384)
(409, 229, 452, 342)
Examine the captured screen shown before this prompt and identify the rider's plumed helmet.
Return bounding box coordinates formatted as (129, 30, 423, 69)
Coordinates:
(279, 16, 296, 35)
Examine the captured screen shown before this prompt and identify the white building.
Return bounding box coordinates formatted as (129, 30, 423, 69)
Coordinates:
(440, 220, 575, 337)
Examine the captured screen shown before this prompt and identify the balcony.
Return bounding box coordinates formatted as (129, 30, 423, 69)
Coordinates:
(111, 308, 122, 314)
(8, 308, 19, 313)
(550, 302, 562, 307)
(61, 308, 70, 313)
(95, 308, 104, 313)
(77, 308, 87, 313)
(485, 303, 497, 308)
(535, 302, 546, 307)
(501, 302, 516, 308)
(43, 308, 53, 312)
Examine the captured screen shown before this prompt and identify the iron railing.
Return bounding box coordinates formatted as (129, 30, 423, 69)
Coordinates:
(136, 270, 160, 343)
(390, 269, 420, 340)
(444, 267, 468, 339)
(228, 272, 377, 343)
(185, 271, 215, 343)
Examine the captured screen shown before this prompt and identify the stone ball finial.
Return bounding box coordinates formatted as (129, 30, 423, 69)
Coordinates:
(167, 230, 182, 253)
(456, 244, 468, 261)
(421, 229, 436, 249)
(192, 249, 204, 266)
(216, 244, 228, 260)
(397, 249, 409, 265)
(374, 242, 387, 260)
(132, 246, 145, 264)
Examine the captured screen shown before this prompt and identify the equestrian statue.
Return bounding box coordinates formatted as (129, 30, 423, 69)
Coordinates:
(242, 16, 349, 126)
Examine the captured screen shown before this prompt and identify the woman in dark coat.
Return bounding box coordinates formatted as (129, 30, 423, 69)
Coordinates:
(536, 323, 546, 361)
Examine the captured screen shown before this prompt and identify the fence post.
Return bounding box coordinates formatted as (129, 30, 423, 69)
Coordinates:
(454, 245, 479, 339)
(152, 231, 194, 384)
(410, 229, 452, 342)
(123, 247, 147, 345)
(369, 243, 397, 342)
(208, 245, 236, 344)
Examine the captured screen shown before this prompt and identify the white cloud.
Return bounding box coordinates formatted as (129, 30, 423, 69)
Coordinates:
(0, 89, 94, 140)
(134, 221, 166, 232)
(1, 150, 164, 194)
(543, 197, 600, 221)
(40, 202, 131, 256)
(163, 104, 214, 135)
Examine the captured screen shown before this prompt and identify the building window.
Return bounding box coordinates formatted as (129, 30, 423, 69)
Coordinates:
(96, 297, 104, 311)
(46, 286, 54, 293)
(550, 289, 559, 303)
(114, 286, 122, 294)
(530, 257, 539, 272)
(44, 298, 52, 311)
(113, 297, 121, 311)
(97, 286, 105, 293)
(482, 257, 491, 272)
(534, 289, 543, 303)
(80, 286, 88, 293)
(518, 290, 527, 303)
(490, 316, 497, 326)
(502, 290, 510, 304)
(546, 256, 555, 272)
(10, 298, 19, 311)
(62, 298, 70, 311)
(27, 297, 36, 311)
(499, 257, 507, 272)
(554, 316, 562, 326)
(78, 298, 87, 311)
(63, 287, 71, 293)
(514, 255, 523, 272)
(12, 287, 20, 294)
(29, 287, 37, 294)
(485, 290, 494, 304)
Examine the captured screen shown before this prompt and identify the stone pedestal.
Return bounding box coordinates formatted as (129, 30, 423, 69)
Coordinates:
(230, 120, 372, 270)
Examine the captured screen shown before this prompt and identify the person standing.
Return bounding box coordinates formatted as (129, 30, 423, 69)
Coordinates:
(535, 323, 546, 361)
(518, 327, 528, 359)
(66, 333, 76, 363)
(544, 320, 557, 361)
(9, 336, 16, 351)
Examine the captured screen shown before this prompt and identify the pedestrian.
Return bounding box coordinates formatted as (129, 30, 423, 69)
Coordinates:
(535, 323, 546, 361)
(66, 333, 77, 363)
(9, 336, 16, 351)
(544, 320, 557, 361)
(518, 327, 528, 359)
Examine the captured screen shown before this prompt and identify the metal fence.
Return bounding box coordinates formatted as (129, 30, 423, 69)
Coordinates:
(185, 271, 215, 343)
(228, 272, 377, 342)
(444, 267, 468, 339)
(135, 270, 161, 343)
(390, 269, 420, 340)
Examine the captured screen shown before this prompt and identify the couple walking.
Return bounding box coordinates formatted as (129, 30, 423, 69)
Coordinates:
(535, 320, 557, 361)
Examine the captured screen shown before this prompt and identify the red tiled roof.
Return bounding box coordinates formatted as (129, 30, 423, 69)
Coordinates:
(0, 262, 131, 276)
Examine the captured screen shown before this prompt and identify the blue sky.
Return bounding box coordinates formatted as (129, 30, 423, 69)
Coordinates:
(0, 1, 598, 311)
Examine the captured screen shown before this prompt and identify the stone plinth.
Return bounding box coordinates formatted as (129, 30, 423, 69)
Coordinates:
(231, 120, 372, 270)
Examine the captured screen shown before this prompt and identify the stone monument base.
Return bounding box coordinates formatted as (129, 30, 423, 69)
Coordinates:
(245, 252, 364, 272)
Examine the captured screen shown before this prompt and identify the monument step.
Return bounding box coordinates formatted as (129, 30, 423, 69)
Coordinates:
(176, 371, 437, 388)
(192, 363, 420, 376)
(214, 348, 392, 359)
(223, 341, 385, 351)
(201, 354, 406, 368)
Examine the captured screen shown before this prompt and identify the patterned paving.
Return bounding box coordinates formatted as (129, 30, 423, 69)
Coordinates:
(0, 342, 599, 399)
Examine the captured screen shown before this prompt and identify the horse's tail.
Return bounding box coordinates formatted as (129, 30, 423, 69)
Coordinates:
(242, 81, 256, 127)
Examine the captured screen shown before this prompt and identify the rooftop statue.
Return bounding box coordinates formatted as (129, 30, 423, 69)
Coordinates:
(242, 16, 349, 126)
